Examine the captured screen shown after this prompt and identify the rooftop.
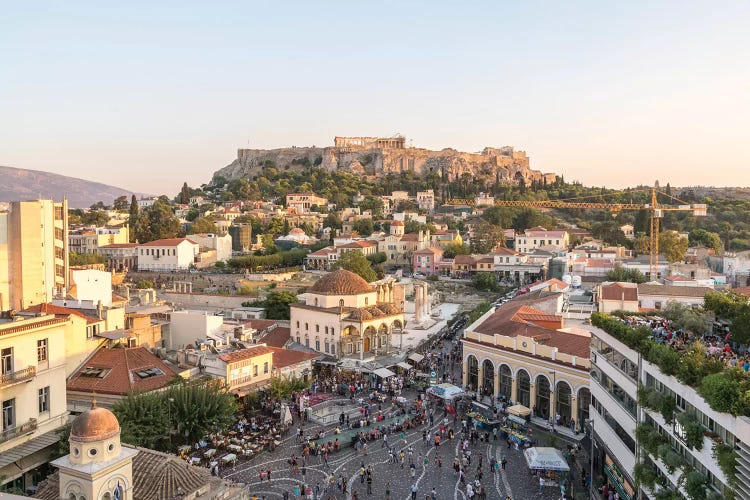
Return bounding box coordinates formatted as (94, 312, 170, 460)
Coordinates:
(308, 269, 374, 295)
(218, 344, 275, 363)
(139, 238, 197, 247)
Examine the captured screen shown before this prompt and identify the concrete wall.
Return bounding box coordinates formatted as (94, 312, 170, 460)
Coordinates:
(160, 291, 252, 312)
(168, 310, 224, 350)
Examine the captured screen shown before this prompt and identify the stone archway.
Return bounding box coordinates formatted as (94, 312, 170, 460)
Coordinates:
(482, 359, 495, 396)
(467, 355, 479, 390)
(342, 326, 360, 355)
(555, 380, 573, 425)
(364, 337, 370, 352)
(577, 386, 591, 428)
(363, 326, 377, 353)
(378, 323, 389, 352)
(535, 374, 551, 420)
(516, 369, 531, 407)
(499, 364, 512, 400)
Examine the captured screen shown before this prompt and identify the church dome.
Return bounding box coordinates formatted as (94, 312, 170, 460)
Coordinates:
(309, 269, 373, 295)
(70, 400, 120, 443)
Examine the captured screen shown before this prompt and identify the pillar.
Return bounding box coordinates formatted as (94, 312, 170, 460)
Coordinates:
(529, 383, 536, 413)
(511, 377, 517, 403)
(549, 388, 556, 423)
(477, 363, 484, 394)
(462, 361, 468, 388)
(493, 369, 500, 398)
(571, 396, 579, 431)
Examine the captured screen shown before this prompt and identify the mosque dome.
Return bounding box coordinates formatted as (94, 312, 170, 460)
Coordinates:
(70, 400, 120, 443)
(309, 269, 373, 295)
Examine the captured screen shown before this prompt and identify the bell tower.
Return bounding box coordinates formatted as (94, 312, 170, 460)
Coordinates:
(52, 400, 137, 500)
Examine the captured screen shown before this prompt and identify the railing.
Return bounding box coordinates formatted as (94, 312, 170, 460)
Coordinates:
(0, 418, 38, 444)
(0, 366, 36, 388)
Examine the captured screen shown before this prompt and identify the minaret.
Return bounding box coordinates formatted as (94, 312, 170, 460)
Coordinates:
(52, 400, 137, 500)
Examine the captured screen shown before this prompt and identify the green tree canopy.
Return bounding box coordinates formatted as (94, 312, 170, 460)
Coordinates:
(442, 243, 470, 259)
(189, 216, 218, 234)
(113, 195, 129, 211)
(332, 250, 377, 282)
(606, 265, 648, 283)
(472, 272, 501, 292)
(688, 228, 722, 252)
(658, 230, 689, 263)
(131, 200, 180, 243)
(470, 221, 505, 254)
(352, 218, 374, 237)
(246, 290, 298, 320)
(69, 252, 105, 266)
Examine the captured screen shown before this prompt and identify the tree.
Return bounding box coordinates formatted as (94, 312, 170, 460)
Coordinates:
(113, 195, 129, 211)
(179, 182, 191, 204)
(332, 251, 377, 282)
(352, 218, 374, 237)
(606, 266, 648, 283)
(367, 252, 387, 265)
(129, 195, 139, 219)
(658, 230, 689, 263)
(470, 221, 505, 254)
(80, 210, 109, 226)
(633, 234, 650, 255)
(257, 290, 298, 320)
(69, 252, 105, 266)
(689, 228, 722, 252)
(189, 216, 218, 234)
(404, 219, 422, 234)
(136, 279, 154, 289)
(442, 243, 471, 259)
(131, 200, 181, 243)
(661, 301, 712, 334)
(472, 272, 500, 292)
(324, 213, 342, 230)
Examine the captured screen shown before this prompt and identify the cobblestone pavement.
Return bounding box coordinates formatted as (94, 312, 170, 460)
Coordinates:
(221, 336, 574, 500)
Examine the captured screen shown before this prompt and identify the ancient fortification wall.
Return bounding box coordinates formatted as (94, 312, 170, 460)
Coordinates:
(214, 136, 551, 185)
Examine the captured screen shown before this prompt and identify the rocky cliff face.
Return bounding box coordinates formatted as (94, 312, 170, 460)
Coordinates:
(214, 144, 553, 185)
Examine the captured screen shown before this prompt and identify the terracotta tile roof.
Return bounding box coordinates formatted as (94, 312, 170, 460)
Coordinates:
(494, 247, 520, 256)
(268, 347, 318, 368)
(339, 240, 378, 249)
(218, 345, 275, 363)
(308, 247, 337, 256)
(391, 220, 404, 226)
(473, 292, 562, 337)
(533, 330, 591, 358)
(261, 327, 291, 347)
(600, 282, 638, 301)
(513, 306, 562, 324)
(67, 346, 177, 396)
(454, 255, 476, 265)
(242, 319, 279, 332)
(139, 238, 197, 247)
(664, 275, 693, 281)
(401, 233, 420, 241)
(586, 258, 614, 268)
(413, 247, 441, 255)
(22, 303, 101, 324)
(477, 257, 494, 263)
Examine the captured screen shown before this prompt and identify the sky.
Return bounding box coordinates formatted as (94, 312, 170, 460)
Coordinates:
(2, 1, 749, 196)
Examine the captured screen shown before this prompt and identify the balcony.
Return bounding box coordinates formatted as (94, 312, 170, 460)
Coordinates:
(0, 418, 38, 444)
(0, 365, 36, 388)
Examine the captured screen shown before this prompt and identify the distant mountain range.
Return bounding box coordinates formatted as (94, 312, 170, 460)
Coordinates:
(0, 166, 146, 208)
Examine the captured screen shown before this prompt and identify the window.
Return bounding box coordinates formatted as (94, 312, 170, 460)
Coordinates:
(315, 340, 320, 351)
(37, 339, 48, 363)
(305, 323, 308, 330)
(325, 326, 328, 335)
(133, 367, 164, 379)
(305, 338, 310, 347)
(253, 365, 258, 376)
(365, 297, 369, 305)
(1, 347, 13, 374)
(296, 321, 300, 328)
(316, 325, 319, 332)
(79, 367, 111, 378)
(330, 344, 335, 355)
(325, 342, 329, 353)
(263, 362, 268, 374)
(314, 298, 318, 306)
(339, 299, 345, 307)
(2, 398, 15, 429)
(38, 386, 50, 413)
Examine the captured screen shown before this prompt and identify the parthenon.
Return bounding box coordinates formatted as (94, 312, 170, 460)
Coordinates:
(334, 136, 406, 149)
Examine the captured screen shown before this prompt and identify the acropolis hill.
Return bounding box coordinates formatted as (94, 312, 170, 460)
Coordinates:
(213, 136, 556, 185)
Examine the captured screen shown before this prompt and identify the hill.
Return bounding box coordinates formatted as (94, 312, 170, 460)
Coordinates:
(0, 166, 143, 208)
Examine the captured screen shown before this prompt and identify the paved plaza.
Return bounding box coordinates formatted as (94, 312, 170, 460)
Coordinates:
(217, 333, 585, 500)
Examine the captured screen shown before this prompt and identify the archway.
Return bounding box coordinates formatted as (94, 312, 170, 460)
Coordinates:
(467, 355, 479, 390)
(535, 374, 551, 420)
(555, 381, 573, 426)
(578, 387, 591, 429)
(516, 369, 530, 407)
(482, 360, 494, 396)
(342, 326, 359, 355)
(499, 364, 512, 400)
(363, 326, 377, 353)
(378, 324, 389, 352)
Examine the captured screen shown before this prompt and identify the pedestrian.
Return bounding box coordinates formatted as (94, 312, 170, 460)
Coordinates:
(360, 465, 365, 484)
(411, 483, 418, 500)
(501, 456, 506, 470)
(539, 476, 545, 493)
(385, 482, 391, 499)
(267, 468, 271, 481)
(410, 462, 416, 478)
(366, 473, 373, 495)
(431, 487, 437, 500)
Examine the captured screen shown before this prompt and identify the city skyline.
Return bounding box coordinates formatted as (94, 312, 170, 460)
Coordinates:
(3, 1, 749, 195)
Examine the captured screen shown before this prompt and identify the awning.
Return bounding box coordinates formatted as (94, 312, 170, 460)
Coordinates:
(0, 430, 59, 469)
(374, 367, 396, 378)
(523, 447, 570, 471)
(408, 353, 425, 363)
(507, 404, 532, 417)
(426, 383, 464, 400)
(396, 362, 413, 370)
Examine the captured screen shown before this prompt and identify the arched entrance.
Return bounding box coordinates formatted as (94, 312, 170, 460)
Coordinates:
(467, 355, 479, 390)
(555, 381, 572, 425)
(482, 360, 494, 396)
(535, 374, 551, 420)
(578, 387, 591, 429)
(342, 326, 359, 355)
(363, 337, 370, 352)
(516, 369, 530, 407)
(378, 324, 389, 352)
(363, 326, 376, 354)
(499, 365, 512, 400)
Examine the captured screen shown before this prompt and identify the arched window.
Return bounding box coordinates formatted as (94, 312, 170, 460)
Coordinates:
(339, 299, 344, 307)
(102, 493, 112, 500)
(314, 298, 318, 306)
(365, 297, 369, 305)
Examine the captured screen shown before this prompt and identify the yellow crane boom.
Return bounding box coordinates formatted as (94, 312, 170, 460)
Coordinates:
(447, 188, 707, 279)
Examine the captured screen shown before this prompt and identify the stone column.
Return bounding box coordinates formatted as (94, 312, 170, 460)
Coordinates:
(571, 396, 579, 431)
(462, 361, 468, 388)
(477, 363, 484, 394)
(493, 369, 500, 398)
(549, 387, 556, 423)
(511, 377, 517, 403)
(529, 383, 536, 413)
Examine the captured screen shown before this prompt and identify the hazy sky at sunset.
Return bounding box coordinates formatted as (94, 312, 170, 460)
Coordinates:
(2, 1, 749, 196)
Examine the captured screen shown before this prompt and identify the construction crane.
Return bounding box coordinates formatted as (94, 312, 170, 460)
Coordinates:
(447, 186, 707, 279)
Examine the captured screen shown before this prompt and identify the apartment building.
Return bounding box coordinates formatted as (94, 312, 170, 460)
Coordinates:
(68, 226, 129, 254)
(514, 226, 569, 254)
(286, 193, 328, 213)
(0, 199, 69, 314)
(588, 321, 750, 499)
(136, 238, 199, 271)
(0, 315, 70, 492)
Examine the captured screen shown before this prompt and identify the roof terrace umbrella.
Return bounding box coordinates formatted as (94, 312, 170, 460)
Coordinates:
(507, 404, 532, 417)
(523, 447, 570, 472)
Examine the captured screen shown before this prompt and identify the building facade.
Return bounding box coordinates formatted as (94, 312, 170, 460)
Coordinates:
(136, 238, 199, 271)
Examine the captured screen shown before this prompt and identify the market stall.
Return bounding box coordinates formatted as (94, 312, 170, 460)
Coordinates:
(466, 401, 501, 429)
(507, 404, 532, 417)
(523, 447, 570, 486)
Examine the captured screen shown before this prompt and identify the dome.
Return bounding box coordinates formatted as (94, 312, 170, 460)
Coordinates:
(70, 400, 120, 443)
(289, 227, 306, 235)
(349, 309, 372, 321)
(309, 269, 373, 295)
(391, 220, 404, 226)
